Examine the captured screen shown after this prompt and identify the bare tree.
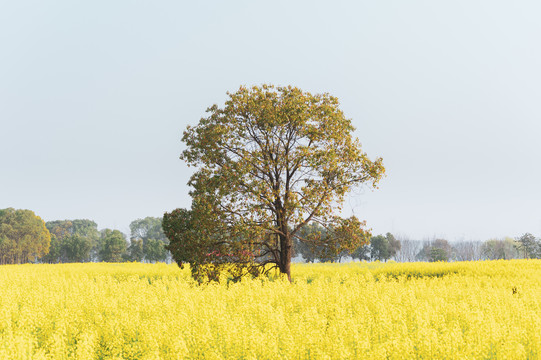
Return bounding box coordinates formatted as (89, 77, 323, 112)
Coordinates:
(453, 241, 483, 261)
(394, 235, 422, 262)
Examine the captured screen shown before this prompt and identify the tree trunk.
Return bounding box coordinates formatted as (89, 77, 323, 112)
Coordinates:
(275, 202, 292, 282)
(278, 233, 292, 282)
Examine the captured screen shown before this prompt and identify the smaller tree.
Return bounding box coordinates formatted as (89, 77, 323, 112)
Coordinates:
(516, 233, 540, 259)
(163, 208, 203, 279)
(165, 206, 280, 282)
(370, 235, 389, 261)
(40, 234, 63, 263)
(369, 233, 400, 262)
(386, 233, 401, 259)
(0, 208, 51, 264)
(42, 220, 99, 263)
(417, 239, 452, 262)
(0, 236, 16, 265)
(351, 242, 370, 261)
(63, 234, 93, 262)
(98, 229, 128, 262)
(71, 220, 100, 261)
(293, 219, 369, 263)
(293, 223, 323, 263)
(429, 248, 448, 262)
(144, 239, 167, 263)
(130, 217, 169, 262)
(293, 237, 317, 263)
(125, 238, 144, 262)
(293, 222, 353, 263)
(130, 217, 165, 243)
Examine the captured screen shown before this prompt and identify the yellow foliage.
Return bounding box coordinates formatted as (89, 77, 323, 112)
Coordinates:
(0, 260, 540, 359)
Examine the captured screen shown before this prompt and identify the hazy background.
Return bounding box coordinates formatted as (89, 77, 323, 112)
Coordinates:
(1, 0, 540, 240)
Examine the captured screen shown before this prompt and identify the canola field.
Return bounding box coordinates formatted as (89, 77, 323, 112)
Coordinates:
(1, 260, 540, 359)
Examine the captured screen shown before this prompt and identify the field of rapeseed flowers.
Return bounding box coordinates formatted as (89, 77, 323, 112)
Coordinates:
(1, 260, 540, 359)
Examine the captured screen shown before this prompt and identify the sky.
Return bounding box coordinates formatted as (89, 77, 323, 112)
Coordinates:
(1, 1, 541, 241)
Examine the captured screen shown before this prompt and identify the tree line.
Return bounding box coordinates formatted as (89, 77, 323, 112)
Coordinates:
(394, 234, 541, 262)
(292, 225, 541, 263)
(2, 207, 540, 266)
(0, 208, 170, 265)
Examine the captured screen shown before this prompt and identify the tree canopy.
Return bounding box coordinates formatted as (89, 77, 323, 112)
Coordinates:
(99, 229, 127, 262)
(0, 208, 51, 264)
(41, 219, 99, 263)
(164, 85, 385, 281)
(370, 233, 401, 261)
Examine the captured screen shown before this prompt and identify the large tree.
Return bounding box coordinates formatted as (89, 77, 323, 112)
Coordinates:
(164, 85, 384, 281)
(0, 208, 51, 264)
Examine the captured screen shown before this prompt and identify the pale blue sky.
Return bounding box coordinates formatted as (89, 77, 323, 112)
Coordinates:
(1, 1, 540, 240)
